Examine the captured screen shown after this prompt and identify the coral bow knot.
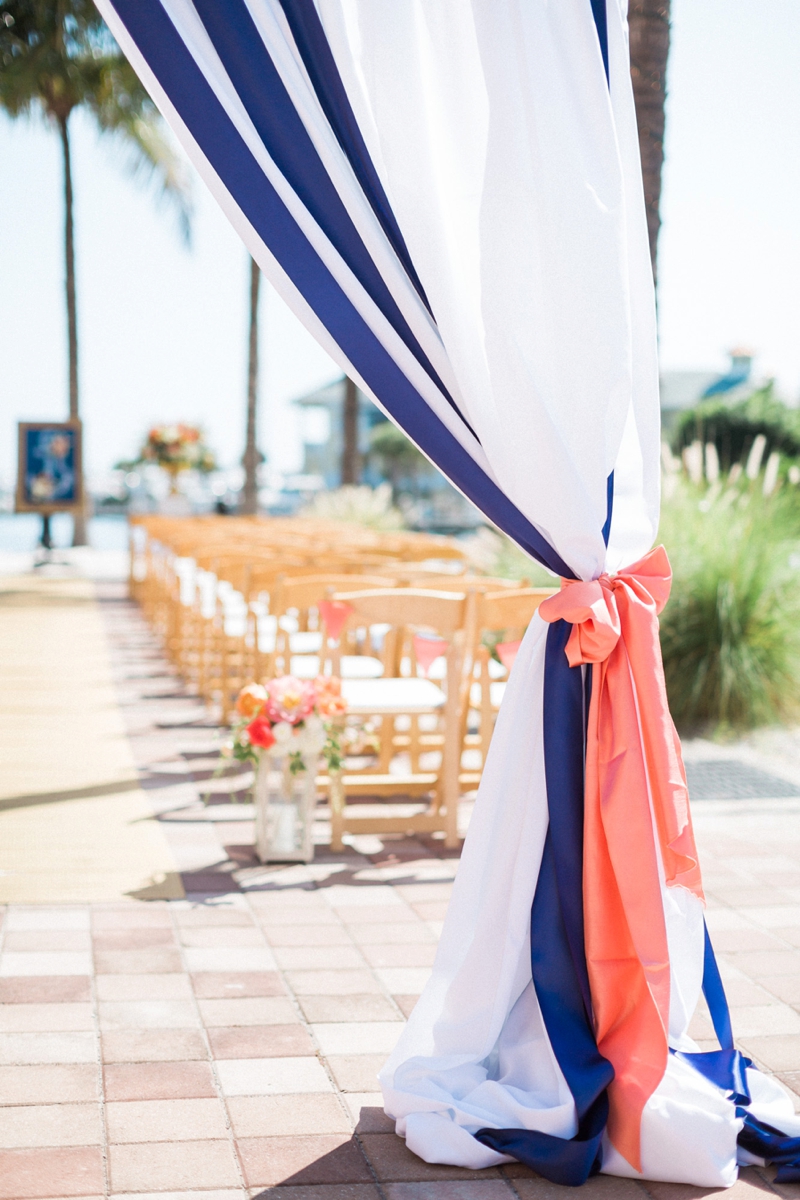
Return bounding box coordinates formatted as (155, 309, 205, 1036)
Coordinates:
(539, 545, 703, 1173)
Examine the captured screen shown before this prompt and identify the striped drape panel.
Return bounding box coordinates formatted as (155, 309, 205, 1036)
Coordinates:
(99, 0, 584, 577)
(93, 1, 799, 1189)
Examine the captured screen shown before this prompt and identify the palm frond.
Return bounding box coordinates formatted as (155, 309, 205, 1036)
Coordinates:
(84, 54, 193, 241)
(0, 4, 192, 239)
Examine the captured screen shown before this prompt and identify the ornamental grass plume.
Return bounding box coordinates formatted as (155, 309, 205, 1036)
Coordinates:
(658, 473, 800, 734)
(303, 483, 406, 530)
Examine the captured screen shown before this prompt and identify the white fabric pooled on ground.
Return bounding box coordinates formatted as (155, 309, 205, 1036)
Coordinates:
(380, 613, 577, 1167)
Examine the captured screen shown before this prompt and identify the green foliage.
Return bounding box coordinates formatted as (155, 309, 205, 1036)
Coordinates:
(659, 476, 800, 734)
(323, 728, 343, 774)
(368, 421, 431, 496)
(0, 0, 191, 234)
(303, 483, 407, 530)
(673, 383, 800, 471)
(369, 421, 425, 465)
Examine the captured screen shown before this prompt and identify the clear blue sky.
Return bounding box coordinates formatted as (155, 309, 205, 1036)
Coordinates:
(1, 0, 798, 486)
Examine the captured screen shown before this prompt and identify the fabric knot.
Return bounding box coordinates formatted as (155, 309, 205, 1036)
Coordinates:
(538, 544, 672, 669)
(535, 544, 701, 1173)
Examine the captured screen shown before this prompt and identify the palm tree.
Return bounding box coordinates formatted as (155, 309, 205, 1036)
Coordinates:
(628, 0, 671, 284)
(341, 375, 360, 485)
(0, 0, 190, 544)
(240, 255, 262, 515)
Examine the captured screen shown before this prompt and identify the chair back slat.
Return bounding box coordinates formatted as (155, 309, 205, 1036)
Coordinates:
(479, 587, 556, 633)
(332, 588, 469, 636)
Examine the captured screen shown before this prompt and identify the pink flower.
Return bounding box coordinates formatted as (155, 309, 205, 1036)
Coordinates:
(266, 676, 316, 726)
(246, 715, 275, 749)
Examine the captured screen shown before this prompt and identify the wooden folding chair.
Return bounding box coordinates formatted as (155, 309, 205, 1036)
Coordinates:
(462, 587, 557, 781)
(265, 574, 396, 679)
(322, 588, 474, 850)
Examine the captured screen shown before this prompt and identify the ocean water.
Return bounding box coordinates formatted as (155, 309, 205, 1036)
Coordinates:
(0, 513, 129, 552)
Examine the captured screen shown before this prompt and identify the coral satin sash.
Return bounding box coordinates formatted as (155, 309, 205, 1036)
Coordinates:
(539, 545, 703, 1172)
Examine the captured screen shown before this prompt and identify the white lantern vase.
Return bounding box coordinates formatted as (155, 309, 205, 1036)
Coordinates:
(254, 753, 318, 864)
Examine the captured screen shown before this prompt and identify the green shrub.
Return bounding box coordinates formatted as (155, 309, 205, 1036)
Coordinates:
(672, 382, 800, 471)
(659, 477, 800, 734)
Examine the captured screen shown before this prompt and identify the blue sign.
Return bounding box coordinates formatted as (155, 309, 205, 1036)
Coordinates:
(17, 424, 81, 510)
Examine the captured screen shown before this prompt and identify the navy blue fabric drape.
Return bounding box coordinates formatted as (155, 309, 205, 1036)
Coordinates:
(475, 6, 617, 1183)
(476, 623, 613, 1184)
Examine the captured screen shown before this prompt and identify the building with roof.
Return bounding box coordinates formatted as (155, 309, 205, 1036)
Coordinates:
(660, 350, 759, 433)
(292, 376, 482, 532)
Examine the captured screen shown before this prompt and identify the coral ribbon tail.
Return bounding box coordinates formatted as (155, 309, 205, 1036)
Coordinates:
(538, 545, 704, 1172)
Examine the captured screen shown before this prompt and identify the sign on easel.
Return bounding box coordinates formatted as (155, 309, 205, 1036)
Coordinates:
(15, 422, 83, 514)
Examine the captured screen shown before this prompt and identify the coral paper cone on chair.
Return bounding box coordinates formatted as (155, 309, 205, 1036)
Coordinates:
(413, 632, 449, 676)
(319, 599, 353, 642)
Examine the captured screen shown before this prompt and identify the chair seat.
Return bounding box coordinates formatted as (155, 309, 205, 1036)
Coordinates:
(341, 677, 446, 714)
(319, 771, 439, 796)
(290, 630, 323, 653)
(290, 655, 384, 680)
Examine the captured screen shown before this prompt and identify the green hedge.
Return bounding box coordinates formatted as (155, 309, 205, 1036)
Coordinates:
(672, 383, 800, 470)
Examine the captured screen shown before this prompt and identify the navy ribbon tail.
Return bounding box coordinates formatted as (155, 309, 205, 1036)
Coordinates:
(675, 923, 752, 1104)
(682, 922, 800, 1172)
(475, 1096, 608, 1187)
(676, 1047, 752, 1106)
(702, 920, 734, 1050)
(737, 1111, 800, 1181)
(475, 620, 613, 1186)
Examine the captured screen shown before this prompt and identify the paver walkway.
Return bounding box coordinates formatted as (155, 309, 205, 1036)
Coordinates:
(0, 575, 180, 902)
(1, 567, 800, 1199)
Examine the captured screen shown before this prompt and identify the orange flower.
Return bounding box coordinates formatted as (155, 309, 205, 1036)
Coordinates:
(235, 683, 268, 719)
(314, 677, 347, 717)
(318, 693, 348, 717)
(314, 675, 341, 698)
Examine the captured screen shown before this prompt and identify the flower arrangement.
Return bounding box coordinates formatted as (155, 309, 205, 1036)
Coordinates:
(139, 423, 216, 476)
(227, 676, 348, 773)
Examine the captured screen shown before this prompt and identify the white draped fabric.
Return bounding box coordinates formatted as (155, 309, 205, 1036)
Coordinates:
(318, 0, 660, 579)
(94, 0, 798, 1184)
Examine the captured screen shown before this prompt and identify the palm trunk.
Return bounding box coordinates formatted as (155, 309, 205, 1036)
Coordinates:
(628, 0, 671, 285)
(341, 376, 360, 486)
(241, 256, 261, 515)
(59, 113, 87, 546)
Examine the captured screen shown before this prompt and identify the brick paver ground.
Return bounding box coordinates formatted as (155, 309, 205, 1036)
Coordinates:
(1, 574, 800, 1199)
